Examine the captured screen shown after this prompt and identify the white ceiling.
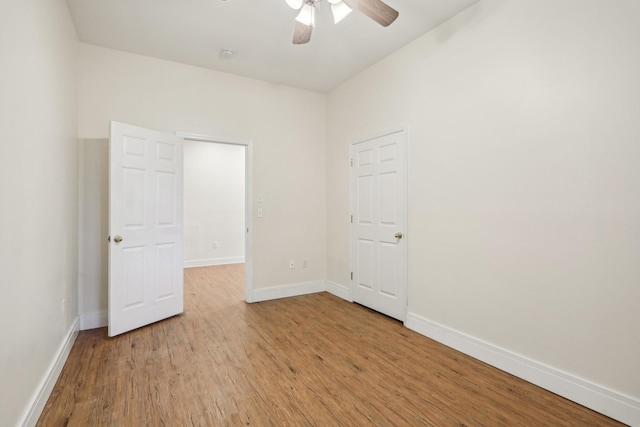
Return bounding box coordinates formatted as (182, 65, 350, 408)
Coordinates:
(67, 0, 478, 93)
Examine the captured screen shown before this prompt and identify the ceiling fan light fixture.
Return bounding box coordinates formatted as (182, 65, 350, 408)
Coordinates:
(290, 0, 399, 44)
(295, 3, 316, 27)
(331, 1, 352, 24)
(285, 0, 303, 9)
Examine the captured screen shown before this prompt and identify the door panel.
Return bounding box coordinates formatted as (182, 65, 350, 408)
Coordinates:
(351, 129, 407, 321)
(109, 121, 184, 337)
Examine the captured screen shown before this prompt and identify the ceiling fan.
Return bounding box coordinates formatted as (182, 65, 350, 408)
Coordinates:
(285, 0, 399, 45)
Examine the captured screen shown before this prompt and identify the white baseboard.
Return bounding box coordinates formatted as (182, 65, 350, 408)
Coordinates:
(405, 313, 639, 426)
(326, 280, 351, 301)
(80, 310, 107, 330)
(184, 256, 245, 268)
(251, 280, 327, 302)
(19, 317, 79, 427)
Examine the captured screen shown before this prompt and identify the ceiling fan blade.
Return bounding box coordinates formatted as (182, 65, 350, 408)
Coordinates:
(344, 0, 398, 27)
(293, 21, 313, 44)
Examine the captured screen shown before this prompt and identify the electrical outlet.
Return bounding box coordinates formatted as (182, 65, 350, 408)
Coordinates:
(289, 259, 295, 269)
(302, 259, 308, 268)
(213, 241, 219, 249)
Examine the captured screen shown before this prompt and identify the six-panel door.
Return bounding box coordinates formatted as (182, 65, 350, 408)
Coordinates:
(351, 129, 407, 321)
(109, 121, 184, 337)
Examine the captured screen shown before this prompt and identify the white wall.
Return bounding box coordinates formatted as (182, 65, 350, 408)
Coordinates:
(78, 139, 109, 329)
(0, 0, 79, 425)
(184, 140, 245, 267)
(78, 43, 327, 317)
(327, 0, 640, 420)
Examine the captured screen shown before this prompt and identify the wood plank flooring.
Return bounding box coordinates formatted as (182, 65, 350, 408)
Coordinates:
(37, 264, 624, 426)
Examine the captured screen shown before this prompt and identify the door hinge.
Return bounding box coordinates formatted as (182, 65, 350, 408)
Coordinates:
(350, 272, 354, 280)
(350, 215, 353, 223)
(350, 158, 354, 167)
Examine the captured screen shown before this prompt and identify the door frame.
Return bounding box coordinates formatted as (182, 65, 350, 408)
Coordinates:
(349, 125, 408, 320)
(177, 133, 254, 303)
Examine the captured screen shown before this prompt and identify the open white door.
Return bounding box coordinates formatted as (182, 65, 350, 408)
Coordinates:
(108, 121, 184, 337)
(350, 129, 407, 321)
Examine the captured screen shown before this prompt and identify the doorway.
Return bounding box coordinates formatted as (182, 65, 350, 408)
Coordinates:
(105, 125, 254, 337)
(178, 133, 254, 302)
(183, 141, 245, 267)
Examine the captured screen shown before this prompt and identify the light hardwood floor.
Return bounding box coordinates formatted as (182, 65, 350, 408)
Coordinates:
(38, 264, 624, 426)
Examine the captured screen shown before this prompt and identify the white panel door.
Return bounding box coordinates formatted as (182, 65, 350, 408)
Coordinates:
(109, 121, 184, 337)
(350, 129, 407, 321)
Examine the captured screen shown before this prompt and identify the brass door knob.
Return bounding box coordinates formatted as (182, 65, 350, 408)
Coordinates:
(395, 232, 403, 239)
(114, 235, 123, 243)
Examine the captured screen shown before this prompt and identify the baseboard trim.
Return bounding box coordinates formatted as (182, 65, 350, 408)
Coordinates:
(251, 280, 327, 303)
(326, 280, 351, 301)
(405, 313, 639, 426)
(184, 256, 245, 268)
(19, 317, 79, 427)
(80, 310, 107, 330)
